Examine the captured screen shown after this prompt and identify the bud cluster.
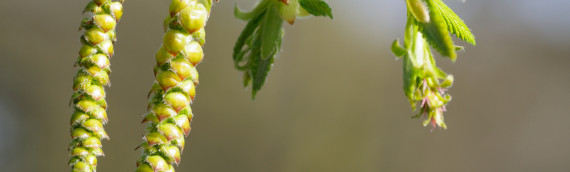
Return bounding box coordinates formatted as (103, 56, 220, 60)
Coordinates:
(135, 0, 211, 171)
(69, 0, 123, 171)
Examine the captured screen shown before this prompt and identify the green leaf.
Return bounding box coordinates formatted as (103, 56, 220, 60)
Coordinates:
(232, 6, 284, 99)
(234, 0, 272, 21)
(249, 28, 281, 99)
(403, 55, 417, 109)
(391, 39, 407, 57)
(406, 0, 430, 23)
(298, 0, 333, 19)
(418, 6, 456, 60)
(260, 7, 284, 60)
(233, 11, 266, 67)
(429, 0, 476, 45)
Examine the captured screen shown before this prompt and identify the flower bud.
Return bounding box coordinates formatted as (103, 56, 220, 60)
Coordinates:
(163, 30, 191, 54)
(142, 112, 159, 124)
(71, 128, 91, 140)
(152, 103, 177, 121)
(182, 41, 203, 65)
(170, 58, 193, 80)
(169, 0, 195, 17)
(178, 80, 196, 100)
(72, 161, 92, 172)
(83, 2, 101, 15)
(73, 74, 91, 91)
(174, 114, 191, 135)
(71, 111, 90, 126)
(146, 155, 169, 171)
(145, 132, 168, 146)
(179, 3, 208, 33)
(109, 2, 123, 21)
(90, 108, 108, 124)
(94, 14, 116, 32)
(85, 85, 105, 101)
(82, 136, 102, 148)
(156, 47, 174, 66)
(84, 28, 108, 45)
(157, 123, 183, 141)
(160, 145, 181, 164)
(157, 70, 182, 90)
(77, 100, 98, 113)
(79, 45, 98, 58)
(165, 92, 189, 112)
(88, 54, 110, 70)
(107, 30, 117, 42)
(85, 154, 98, 167)
(188, 66, 199, 84)
(172, 136, 185, 151)
(86, 66, 110, 86)
(135, 163, 154, 172)
(97, 40, 114, 56)
(82, 119, 104, 133)
(71, 147, 89, 157)
(96, 98, 107, 109)
(90, 147, 104, 156)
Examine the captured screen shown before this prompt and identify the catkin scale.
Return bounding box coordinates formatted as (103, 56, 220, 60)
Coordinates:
(69, 1, 123, 172)
(136, 0, 212, 171)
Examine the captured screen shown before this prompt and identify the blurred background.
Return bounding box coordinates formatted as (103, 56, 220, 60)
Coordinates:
(1, 0, 570, 171)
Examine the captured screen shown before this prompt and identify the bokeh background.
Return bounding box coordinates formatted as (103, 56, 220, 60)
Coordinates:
(1, 0, 570, 171)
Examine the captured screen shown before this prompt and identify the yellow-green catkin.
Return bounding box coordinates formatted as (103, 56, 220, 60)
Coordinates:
(135, 0, 211, 171)
(69, 0, 123, 171)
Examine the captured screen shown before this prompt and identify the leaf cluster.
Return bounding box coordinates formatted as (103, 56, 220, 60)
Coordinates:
(402, 0, 475, 61)
(233, 0, 332, 99)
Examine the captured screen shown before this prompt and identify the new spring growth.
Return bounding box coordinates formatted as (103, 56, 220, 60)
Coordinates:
(136, 0, 211, 171)
(69, 0, 123, 171)
(233, 0, 332, 98)
(392, 0, 475, 129)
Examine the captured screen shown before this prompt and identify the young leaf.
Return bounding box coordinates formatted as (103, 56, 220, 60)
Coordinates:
(260, 7, 284, 60)
(429, 0, 476, 45)
(234, 0, 332, 99)
(298, 0, 333, 19)
(418, 6, 456, 60)
(391, 39, 407, 57)
(234, 0, 271, 20)
(233, 11, 265, 65)
(406, 0, 430, 23)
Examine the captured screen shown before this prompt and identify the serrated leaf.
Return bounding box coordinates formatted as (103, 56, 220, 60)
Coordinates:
(260, 7, 284, 60)
(232, 6, 284, 99)
(418, 7, 456, 60)
(233, 11, 265, 65)
(251, 54, 275, 99)
(429, 0, 476, 45)
(298, 0, 333, 19)
(249, 29, 281, 99)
